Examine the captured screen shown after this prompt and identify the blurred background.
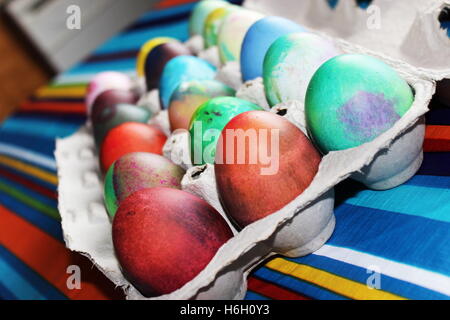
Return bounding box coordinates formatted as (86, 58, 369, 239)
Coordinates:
(0, 0, 157, 121)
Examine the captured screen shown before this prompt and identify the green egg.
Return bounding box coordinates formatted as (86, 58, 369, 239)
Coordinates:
(189, 97, 263, 165)
(305, 54, 414, 153)
(189, 0, 229, 36)
(203, 5, 239, 48)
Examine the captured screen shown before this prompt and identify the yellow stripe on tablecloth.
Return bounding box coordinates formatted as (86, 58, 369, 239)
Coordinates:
(34, 85, 87, 99)
(0, 155, 57, 186)
(266, 258, 406, 300)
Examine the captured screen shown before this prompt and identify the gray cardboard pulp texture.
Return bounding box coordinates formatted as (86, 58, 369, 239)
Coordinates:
(55, 0, 441, 299)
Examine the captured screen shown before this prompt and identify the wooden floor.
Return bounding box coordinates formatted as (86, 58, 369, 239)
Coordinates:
(0, 13, 52, 122)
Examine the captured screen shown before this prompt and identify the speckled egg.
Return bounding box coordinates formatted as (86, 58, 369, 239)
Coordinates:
(241, 16, 305, 82)
(91, 103, 152, 146)
(305, 54, 414, 153)
(169, 80, 235, 132)
(215, 111, 321, 227)
(189, 0, 229, 36)
(203, 5, 239, 48)
(100, 122, 167, 173)
(217, 9, 264, 64)
(189, 96, 263, 165)
(144, 41, 192, 91)
(85, 72, 134, 115)
(136, 37, 177, 78)
(159, 56, 216, 110)
(263, 33, 341, 107)
(104, 152, 185, 218)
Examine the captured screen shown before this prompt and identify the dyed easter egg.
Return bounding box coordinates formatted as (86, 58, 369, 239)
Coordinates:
(144, 41, 192, 91)
(100, 122, 167, 173)
(159, 56, 216, 110)
(189, 97, 263, 165)
(263, 33, 341, 107)
(215, 111, 321, 227)
(113, 187, 233, 297)
(90, 89, 139, 122)
(104, 152, 185, 218)
(189, 0, 229, 36)
(217, 9, 264, 64)
(85, 72, 134, 114)
(168, 79, 235, 131)
(136, 37, 176, 78)
(241, 16, 305, 81)
(91, 103, 152, 146)
(203, 5, 239, 48)
(305, 54, 414, 153)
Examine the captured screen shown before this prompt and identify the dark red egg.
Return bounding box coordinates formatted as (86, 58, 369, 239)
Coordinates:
(112, 187, 233, 297)
(215, 110, 321, 227)
(144, 41, 192, 91)
(100, 122, 167, 173)
(90, 89, 139, 123)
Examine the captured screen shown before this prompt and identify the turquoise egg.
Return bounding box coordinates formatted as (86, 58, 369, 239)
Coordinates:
(189, 0, 229, 36)
(263, 33, 341, 107)
(305, 54, 414, 153)
(240, 16, 305, 82)
(159, 56, 216, 109)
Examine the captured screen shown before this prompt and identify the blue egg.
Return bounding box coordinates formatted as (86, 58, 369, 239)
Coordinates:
(159, 56, 217, 109)
(240, 16, 306, 82)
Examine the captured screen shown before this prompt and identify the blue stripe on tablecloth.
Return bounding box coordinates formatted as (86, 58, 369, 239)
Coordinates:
(418, 152, 450, 176)
(289, 253, 449, 300)
(405, 175, 450, 189)
(0, 190, 63, 241)
(244, 291, 271, 300)
(0, 281, 17, 300)
(0, 246, 66, 300)
(343, 181, 450, 224)
(0, 132, 56, 160)
(331, 203, 450, 276)
(252, 266, 348, 300)
(0, 176, 57, 209)
(426, 107, 450, 125)
(1, 117, 82, 140)
(64, 58, 138, 76)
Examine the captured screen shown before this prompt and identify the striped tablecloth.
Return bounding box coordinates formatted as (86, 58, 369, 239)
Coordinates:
(1, 0, 450, 300)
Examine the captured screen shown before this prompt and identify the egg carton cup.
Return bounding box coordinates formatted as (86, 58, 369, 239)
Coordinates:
(56, 1, 437, 300)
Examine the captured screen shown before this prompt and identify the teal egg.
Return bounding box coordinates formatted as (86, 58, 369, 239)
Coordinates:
(91, 103, 152, 146)
(189, 0, 229, 36)
(263, 33, 341, 107)
(189, 97, 263, 165)
(159, 56, 217, 110)
(305, 54, 414, 153)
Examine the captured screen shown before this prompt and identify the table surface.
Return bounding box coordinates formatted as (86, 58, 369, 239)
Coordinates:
(1, 0, 450, 300)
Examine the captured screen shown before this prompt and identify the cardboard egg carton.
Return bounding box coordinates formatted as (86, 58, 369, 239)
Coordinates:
(56, 0, 438, 300)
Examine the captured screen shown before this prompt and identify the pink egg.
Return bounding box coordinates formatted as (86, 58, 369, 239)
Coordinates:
(85, 72, 134, 115)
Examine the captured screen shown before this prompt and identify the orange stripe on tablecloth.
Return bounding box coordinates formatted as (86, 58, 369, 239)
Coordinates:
(247, 277, 311, 300)
(19, 101, 86, 114)
(0, 205, 124, 300)
(424, 125, 450, 152)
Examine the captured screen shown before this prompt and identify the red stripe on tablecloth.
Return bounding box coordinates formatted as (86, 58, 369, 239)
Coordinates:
(155, 0, 198, 9)
(0, 204, 124, 300)
(247, 277, 311, 300)
(424, 125, 450, 152)
(19, 101, 86, 114)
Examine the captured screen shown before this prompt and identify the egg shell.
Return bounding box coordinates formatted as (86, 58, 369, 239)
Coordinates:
(159, 56, 217, 110)
(189, 0, 229, 36)
(240, 16, 305, 81)
(305, 54, 415, 153)
(203, 5, 239, 49)
(85, 72, 134, 114)
(112, 187, 234, 297)
(263, 32, 341, 107)
(189, 96, 263, 165)
(91, 103, 152, 146)
(136, 37, 177, 78)
(104, 152, 185, 218)
(168, 79, 236, 132)
(214, 110, 321, 227)
(90, 89, 140, 123)
(144, 42, 192, 91)
(217, 9, 264, 64)
(100, 122, 167, 173)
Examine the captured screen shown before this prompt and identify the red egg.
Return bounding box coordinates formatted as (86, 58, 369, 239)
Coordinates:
(100, 122, 167, 173)
(215, 111, 321, 227)
(112, 187, 233, 297)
